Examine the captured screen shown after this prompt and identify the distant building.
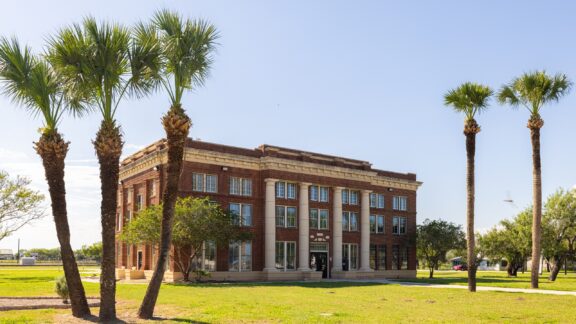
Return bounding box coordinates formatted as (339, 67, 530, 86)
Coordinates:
(116, 139, 422, 281)
(0, 249, 13, 260)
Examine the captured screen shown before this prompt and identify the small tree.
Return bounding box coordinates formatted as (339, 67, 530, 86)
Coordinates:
(122, 197, 251, 281)
(542, 188, 576, 281)
(55, 276, 69, 304)
(477, 208, 532, 277)
(0, 171, 44, 242)
(78, 242, 103, 263)
(417, 219, 466, 278)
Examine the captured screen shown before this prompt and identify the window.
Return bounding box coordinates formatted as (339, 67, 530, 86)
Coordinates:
(192, 240, 216, 271)
(276, 182, 297, 199)
(310, 186, 319, 201)
(116, 213, 121, 232)
(276, 206, 297, 228)
(370, 193, 385, 208)
(136, 194, 143, 211)
(310, 209, 329, 230)
(319, 187, 329, 202)
(342, 189, 349, 204)
(370, 244, 387, 270)
(393, 196, 408, 211)
(127, 188, 133, 203)
(342, 243, 358, 271)
(392, 216, 407, 235)
(229, 203, 252, 226)
(125, 210, 132, 224)
(275, 241, 296, 271)
(228, 241, 252, 271)
(342, 211, 359, 231)
(350, 191, 359, 205)
(392, 245, 408, 270)
(370, 215, 385, 233)
(193, 173, 218, 193)
(401, 246, 408, 270)
(230, 177, 252, 196)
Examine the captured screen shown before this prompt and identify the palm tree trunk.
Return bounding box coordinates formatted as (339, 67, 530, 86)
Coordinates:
(464, 119, 479, 292)
(528, 116, 544, 289)
(35, 132, 91, 318)
(94, 121, 123, 321)
(139, 106, 190, 319)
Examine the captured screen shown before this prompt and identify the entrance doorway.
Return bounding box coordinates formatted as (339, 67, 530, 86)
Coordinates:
(137, 251, 143, 270)
(310, 252, 328, 278)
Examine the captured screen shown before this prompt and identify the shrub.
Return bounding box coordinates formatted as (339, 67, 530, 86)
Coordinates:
(54, 276, 69, 304)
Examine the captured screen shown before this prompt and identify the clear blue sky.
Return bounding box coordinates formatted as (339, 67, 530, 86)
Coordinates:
(1, 0, 576, 250)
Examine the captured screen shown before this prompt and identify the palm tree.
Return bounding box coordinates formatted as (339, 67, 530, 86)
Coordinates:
(444, 82, 493, 292)
(137, 10, 218, 319)
(0, 38, 91, 317)
(47, 18, 161, 321)
(498, 71, 571, 289)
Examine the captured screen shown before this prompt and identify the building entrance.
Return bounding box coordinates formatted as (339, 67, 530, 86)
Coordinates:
(137, 251, 143, 270)
(310, 252, 328, 278)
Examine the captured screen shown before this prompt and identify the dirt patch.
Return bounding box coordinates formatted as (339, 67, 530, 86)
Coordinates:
(0, 297, 100, 311)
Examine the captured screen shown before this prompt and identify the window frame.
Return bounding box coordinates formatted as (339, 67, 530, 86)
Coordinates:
(229, 203, 253, 227)
(228, 240, 252, 272)
(193, 173, 218, 193)
(342, 211, 359, 231)
(229, 177, 252, 196)
(275, 205, 297, 228)
(342, 243, 358, 271)
(275, 241, 297, 271)
(370, 215, 385, 234)
(392, 216, 407, 235)
(310, 208, 329, 230)
(319, 186, 329, 202)
(393, 196, 408, 211)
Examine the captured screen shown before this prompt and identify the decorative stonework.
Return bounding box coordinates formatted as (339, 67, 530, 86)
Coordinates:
(120, 147, 422, 191)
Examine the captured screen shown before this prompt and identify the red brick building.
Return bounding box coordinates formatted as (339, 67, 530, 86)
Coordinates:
(115, 139, 421, 281)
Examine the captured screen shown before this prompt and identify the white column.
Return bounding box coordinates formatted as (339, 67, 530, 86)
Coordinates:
(332, 187, 344, 272)
(264, 178, 278, 272)
(360, 190, 373, 271)
(298, 183, 311, 271)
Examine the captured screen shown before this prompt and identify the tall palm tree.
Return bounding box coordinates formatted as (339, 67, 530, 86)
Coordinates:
(498, 71, 571, 289)
(137, 10, 218, 319)
(47, 18, 161, 321)
(0, 38, 91, 317)
(444, 82, 493, 292)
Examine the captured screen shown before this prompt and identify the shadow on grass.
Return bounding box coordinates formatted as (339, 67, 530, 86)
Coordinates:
(168, 281, 386, 289)
(0, 276, 57, 283)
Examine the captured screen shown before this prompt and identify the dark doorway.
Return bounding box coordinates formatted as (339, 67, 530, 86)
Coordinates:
(137, 251, 143, 270)
(310, 252, 328, 278)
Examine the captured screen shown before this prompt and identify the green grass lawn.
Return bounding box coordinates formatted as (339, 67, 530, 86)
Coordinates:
(1, 267, 576, 323)
(408, 269, 576, 291)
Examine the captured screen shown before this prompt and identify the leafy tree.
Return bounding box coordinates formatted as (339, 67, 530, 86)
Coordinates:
(122, 197, 250, 282)
(417, 219, 465, 278)
(0, 171, 44, 241)
(0, 38, 91, 317)
(47, 17, 159, 321)
(77, 242, 103, 262)
(136, 10, 219, 319)
(27, 247, 61, 260)
(55, 276, 70, 304)
(444, 82, 493, 292)
(477, 208, 532, 277)
(542, 189, 576, 281)
(498, 71, 572, 288)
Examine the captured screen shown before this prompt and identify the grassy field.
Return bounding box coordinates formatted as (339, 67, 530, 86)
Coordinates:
(409, 269, 576, 291)
(1, 267, 575, 323)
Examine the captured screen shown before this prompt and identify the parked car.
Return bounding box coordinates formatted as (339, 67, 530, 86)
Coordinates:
(453, 264, 467, 271)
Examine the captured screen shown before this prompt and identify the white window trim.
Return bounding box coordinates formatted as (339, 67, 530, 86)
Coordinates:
(230, 203, 252, 227)
(310, 208, 329, 230)
(319, 186, 329, 202)
(343, 243, 359, 270)
(393, 196, 408, 211)
(276, 205, 297, 228)
(392, 216, 407, 235)
(193, 173, 218, 193)
(276, 181, 297, 199)
(310, 185, 319, 201)
(276, 241, 297, 271)
(229, 240, 252, 272)
(342, 211, 359, 231)
(370, 214, 385, 234)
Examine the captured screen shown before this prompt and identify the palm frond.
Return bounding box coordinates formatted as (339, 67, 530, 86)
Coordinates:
(444, 82, 493, 120)
(127, 21, 163, 99)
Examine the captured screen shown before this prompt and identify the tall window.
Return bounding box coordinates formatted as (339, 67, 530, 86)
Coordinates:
(342, 211, 359, 231)
(148, 180, 157, 197)
(228, 241, 252, 271)
(391, 245, 408, 270)
(310, 185, 319, 201)
(392, 216, 407, 235)
(342, 243, 358, 271)
(127, 188, 133, 203)
(310, 209, 329, 230)
(370, 193, 385, 208)
(136, 194, 143, 211)
(230, 177, 252, 196)
(319, 187, 329, 202)
(393, 196, 408, 211)
(276, 206, 297, 228)
(342, 189, 359, 205)
(370, 215, 385, 233)
(401, 246, 408, 270)
(116, 213, 121, 232)
(125, 210, 132, 224)
(370, 244, 387, 270)
(192, 240, 216, 271)
(229, 203, 252, 226)
(275, 241, 296, 271)
(193, 173, 218, 193)
(276, 182, 296, 199)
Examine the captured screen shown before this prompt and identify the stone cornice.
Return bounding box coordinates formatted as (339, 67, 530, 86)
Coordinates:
(120, 147, 422, 191)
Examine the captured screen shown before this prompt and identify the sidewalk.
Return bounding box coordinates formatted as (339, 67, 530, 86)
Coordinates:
(330, 279, 576, 296)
